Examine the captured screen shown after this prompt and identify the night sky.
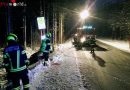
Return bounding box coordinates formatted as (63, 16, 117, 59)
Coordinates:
(0, 0, 129, 46)
(95, 0, 128, 9)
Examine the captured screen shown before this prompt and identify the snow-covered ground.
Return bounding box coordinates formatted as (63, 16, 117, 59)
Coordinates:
(0, 43, 85, 90)
(29, 43, 85, 90)
(97, 39, 130, 53)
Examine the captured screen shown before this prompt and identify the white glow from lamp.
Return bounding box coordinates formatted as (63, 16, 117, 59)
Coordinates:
(80, 10, 89, 20)
(80, 37, 86, 43)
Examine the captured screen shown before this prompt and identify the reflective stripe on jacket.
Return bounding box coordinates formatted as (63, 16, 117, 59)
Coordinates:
(40, 37, 51, 53)
(3, 44, 28, 72)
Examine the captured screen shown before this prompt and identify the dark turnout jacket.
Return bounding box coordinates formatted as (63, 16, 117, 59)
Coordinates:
(40, 37, 51, 53)
(3, 41, 29, 73)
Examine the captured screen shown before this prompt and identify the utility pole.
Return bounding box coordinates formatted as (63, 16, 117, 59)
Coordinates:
(52, 2, 55, 50)
(54, 13, 57, 45)
(40, 0, 46, 42)
(40, 0, 43, 41)
(23, 15, 26, 48)
(23, 0, 26, 49)
(53, 2, 57, 45)
(46, 1, 49, 33)
(62, 13, 64, 43)
(59, 12, 64, 43)
(30, 22, 33, 49)
(7, 0, 11, 34)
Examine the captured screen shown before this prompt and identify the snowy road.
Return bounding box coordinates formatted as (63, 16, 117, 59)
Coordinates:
(76, 41, 130, 90)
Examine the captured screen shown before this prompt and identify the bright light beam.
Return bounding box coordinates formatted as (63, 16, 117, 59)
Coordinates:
(80, 10, 89, 20)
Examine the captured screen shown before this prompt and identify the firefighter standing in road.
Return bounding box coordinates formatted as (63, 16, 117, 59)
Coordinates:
(89, 36, 96, 53)
(39, 32, 51, 66)
(2, 33, 30, 90)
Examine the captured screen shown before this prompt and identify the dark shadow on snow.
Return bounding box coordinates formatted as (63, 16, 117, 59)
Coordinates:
(91, 52, 106, 67)
(81, 45, 108, 51)
(95, 45, 108, 51)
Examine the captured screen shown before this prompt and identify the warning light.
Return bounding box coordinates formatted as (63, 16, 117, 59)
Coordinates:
(10, 0, 16, 3)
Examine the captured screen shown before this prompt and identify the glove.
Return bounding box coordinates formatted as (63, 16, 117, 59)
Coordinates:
(50, 50, 53, 53)
(25, 60, 30, 66)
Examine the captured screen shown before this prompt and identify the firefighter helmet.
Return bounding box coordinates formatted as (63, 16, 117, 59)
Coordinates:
(46, 32, 51, 38)
(7, 33, 18, 41)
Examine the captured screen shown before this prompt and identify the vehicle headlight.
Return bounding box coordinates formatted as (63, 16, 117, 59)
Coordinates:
(72, 39, 74, 42)
(80, 37, 86, 43)
(75, 34, 78, 36)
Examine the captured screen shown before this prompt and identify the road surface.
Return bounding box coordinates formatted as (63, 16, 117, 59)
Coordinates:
(75, 41, 130, 90)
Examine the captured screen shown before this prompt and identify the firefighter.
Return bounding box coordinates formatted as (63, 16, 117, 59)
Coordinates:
(39, 32, 51, 66)
(89, 36, 96, 53)
(2, 33, 30, 90)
